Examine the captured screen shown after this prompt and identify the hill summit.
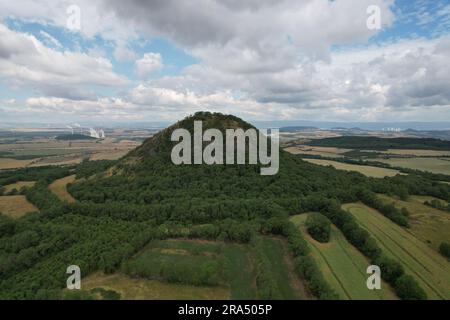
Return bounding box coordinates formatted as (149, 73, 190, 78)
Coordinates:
(128, 111, 256, 159)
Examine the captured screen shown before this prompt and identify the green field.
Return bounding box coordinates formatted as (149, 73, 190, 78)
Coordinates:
(302, 158, 402, 178)
(377, 195, 450, 251)
(343, 203, 450, 300)
(290, 214, 397, 300)
(376, 157, 450, 175)
(122, 239, 256, 300)
(258, 237, 311, 300)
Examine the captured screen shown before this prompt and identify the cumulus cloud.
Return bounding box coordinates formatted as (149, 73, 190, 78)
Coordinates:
(135, 53, 163, 79)
(0, 23, 127, 99)
(0, 0, 449, 122)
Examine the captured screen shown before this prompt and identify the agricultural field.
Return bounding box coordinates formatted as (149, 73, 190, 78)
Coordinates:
(3, 181, 35, 193)
(0, 195, 38, 218)
(48, 175, 77, 203)
(302, 158, 402, 178)
(290, 214, 397, 300)
(379, 149, 450, 157)
(0, 135, 141, 170)
(377, 194, 450, 251)
(375, 157, 450, 175)
(284, 146, 349, 158)
(0, 158, 35, 169)
(343, 203, 450, 300)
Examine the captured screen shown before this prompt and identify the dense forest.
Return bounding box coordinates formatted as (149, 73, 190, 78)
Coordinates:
(308, 136, 450, 151)
(1, 112, 449, 300)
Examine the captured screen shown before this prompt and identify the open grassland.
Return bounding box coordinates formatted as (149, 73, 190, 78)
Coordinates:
(290, 214, 397, 300)
(376, 157, 450, 175)
(83, 272, 230, 300)
(0, 195, 38, 218)
(343, 203, 450, 300)
(377, 195, 450, 251)
(303, 158, 402, 178)
(380, 149, 450, 157)
(284, 146, 350, 158)
(0, 158, 34, 169)
(48, 175, 77, 203)
(122, 239, 256, 300)
(3, 181, 35, 193)
(260, 237, 312, 300)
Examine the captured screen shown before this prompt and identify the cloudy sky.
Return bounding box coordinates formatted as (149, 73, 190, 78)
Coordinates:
(0, 0, 449, 123)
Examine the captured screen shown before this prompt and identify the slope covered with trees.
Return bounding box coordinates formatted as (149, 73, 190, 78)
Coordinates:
(1, 112, 449, 299)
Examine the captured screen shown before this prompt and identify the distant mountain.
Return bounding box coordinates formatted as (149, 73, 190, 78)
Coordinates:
(279, 126, 318, 132)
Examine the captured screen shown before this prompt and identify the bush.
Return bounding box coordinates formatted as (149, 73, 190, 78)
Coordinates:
(439, 242, 450, 259)
(374, 255, 404, 283)
(394, 275, 427, 300)
(305, 213, 331, 243)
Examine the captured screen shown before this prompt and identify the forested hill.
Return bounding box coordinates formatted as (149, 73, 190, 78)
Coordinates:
(308, 136, 450, 150)
(68, 112, 449, 210)
(126, 111, 255, 159)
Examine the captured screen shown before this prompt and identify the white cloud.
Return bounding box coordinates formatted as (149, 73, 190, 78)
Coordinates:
(0, 1, 449, 122)
(0, 23, 127, 99)
(135, 53, 163, 79)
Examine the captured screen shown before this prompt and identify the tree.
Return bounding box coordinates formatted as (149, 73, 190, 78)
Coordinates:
(305, 213, 331, 243)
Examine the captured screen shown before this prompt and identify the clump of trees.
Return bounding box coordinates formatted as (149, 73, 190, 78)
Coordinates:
(305, 213, 331, 243)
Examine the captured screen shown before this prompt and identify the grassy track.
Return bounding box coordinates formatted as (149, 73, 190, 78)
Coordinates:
(291, 214, 397, 300)
(343, 203, 450, 300)
(48, 175, 76, 203)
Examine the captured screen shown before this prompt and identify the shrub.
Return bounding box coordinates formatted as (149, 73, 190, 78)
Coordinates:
(374, 255, 404, 283)
(394, 275, 427, 300)
(305, 213, 331, 243)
